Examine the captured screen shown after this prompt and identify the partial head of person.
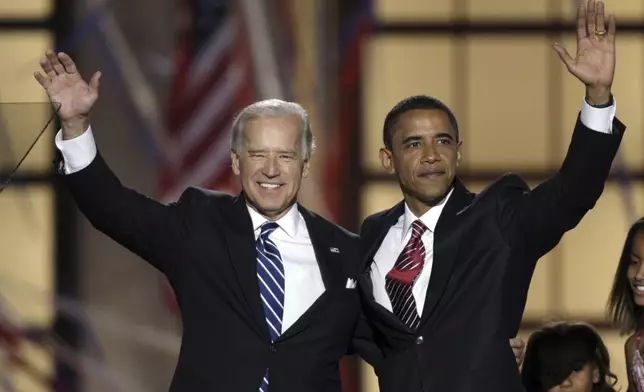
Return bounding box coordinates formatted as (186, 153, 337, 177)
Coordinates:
(608, 217, 644, 334)
(230, 99, 315, 220)
(379, 95, 462, 216)
(521, 322, 617, 392)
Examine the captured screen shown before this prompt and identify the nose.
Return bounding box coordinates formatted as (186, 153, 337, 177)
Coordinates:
(262, 155, 280, 178)
(421, 141, 440, 164)
(636, 263, 644, 280)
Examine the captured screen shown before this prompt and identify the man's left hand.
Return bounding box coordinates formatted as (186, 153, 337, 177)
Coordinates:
(553, 0, 616, 105)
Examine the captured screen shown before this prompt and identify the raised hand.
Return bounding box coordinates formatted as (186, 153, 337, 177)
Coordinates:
(34, 50, 101, 138)
(553, 0, 615, 105)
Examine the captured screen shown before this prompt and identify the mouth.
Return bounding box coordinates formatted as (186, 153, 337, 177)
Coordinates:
(257, 182, 284, 190)
(632, 281, 644, 294)
(418, 169, 446, 178)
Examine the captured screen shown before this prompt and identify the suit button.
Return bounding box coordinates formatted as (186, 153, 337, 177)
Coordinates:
(269, 343, 276, 352)
(416, 336, 424, 345)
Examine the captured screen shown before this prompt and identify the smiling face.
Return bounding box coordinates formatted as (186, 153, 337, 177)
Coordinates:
(380, 108, 461, 216)
(627, 230, 644, 305)
(231, 115, 309, 220)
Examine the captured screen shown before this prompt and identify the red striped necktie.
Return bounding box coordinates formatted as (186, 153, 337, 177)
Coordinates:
(385, 219, 428, 329)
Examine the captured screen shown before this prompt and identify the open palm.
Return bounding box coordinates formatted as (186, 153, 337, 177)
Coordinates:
(34, 50, 101, 122)
(554, 0, 616, 88)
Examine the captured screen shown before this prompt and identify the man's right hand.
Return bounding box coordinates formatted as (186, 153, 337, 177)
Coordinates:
(34, 50, 101, 139)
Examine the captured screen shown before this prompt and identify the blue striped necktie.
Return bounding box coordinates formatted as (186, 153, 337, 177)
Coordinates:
(256, 221, 285, 392)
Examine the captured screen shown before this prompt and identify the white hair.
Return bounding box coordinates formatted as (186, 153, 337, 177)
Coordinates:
(230, 99, 315, 160)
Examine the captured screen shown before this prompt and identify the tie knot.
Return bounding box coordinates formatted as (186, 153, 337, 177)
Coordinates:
(410, 220, 428, 240)
(260, 221, 280, 237)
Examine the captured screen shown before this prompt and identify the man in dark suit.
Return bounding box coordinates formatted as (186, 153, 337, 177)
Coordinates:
(358, 1, 623, 391)
(34, 50, 382, 391)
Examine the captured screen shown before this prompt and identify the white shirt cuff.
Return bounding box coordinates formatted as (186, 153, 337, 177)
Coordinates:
(54, 126, 97, 174)
(579, 96, 616, 134)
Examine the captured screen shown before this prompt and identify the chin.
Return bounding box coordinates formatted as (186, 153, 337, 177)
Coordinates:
(259, 199, 297, 217)
(419, 190, 449, 204)
(257, 201, 286, 213)
(634, 296, 644, 307)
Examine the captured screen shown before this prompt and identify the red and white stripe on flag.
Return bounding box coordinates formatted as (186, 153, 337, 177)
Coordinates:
(159, 0, 255, 203)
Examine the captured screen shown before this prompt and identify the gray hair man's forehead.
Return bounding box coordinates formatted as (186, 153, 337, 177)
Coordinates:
(231, 99, 315, 159)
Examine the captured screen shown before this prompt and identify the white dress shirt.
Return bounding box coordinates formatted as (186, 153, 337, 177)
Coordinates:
(246, 204, 325, 330)
(370, 97, 617, 315)
(55, 131, 326, 332)
(372, 188, 453, 315)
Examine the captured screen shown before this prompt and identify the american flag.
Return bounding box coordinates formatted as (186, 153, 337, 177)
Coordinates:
(159, 0, 255, 203)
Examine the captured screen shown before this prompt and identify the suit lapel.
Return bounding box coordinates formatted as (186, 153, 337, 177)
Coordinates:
(358, 202, 404, 301)
(419, 179, 473, 328)
(360, 202, 405, 274)
(220, 194, 269, 340)
(299, 206, 345, 289)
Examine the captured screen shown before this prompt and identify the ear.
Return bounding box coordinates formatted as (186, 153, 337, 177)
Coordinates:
(302, 159, 310, 178)
(231, 150, 240, 175)
(380, 147, 395, 174)
(592, 366, 600, 383)
(456, 141, 463, 167)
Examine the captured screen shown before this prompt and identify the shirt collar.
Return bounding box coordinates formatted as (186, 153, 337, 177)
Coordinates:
(402, 187, 454, 243)
(247, 203, 300, 238)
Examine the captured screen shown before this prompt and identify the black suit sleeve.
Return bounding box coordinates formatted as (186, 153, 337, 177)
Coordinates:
(495, 115, 625, 259)
(348, 312, 383, 368)
(349, 216, 385, 367)
(63, 152, 192, 274)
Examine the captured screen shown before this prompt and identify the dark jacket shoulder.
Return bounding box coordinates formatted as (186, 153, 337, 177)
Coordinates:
(177, 186, 235, 205)
(474, 173, 531, 206)
(358, 175, 528, 234)
(360, 202, 403, 237)
(299, 205, 358, 242)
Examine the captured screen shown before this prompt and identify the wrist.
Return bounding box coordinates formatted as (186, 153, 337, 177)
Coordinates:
(61, 116, 90, 140)
(585, 86, 612, 106)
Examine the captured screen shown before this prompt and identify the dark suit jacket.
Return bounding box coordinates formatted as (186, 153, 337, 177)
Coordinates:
(358, 115, 625, 392)
(59, 152, 374, 392)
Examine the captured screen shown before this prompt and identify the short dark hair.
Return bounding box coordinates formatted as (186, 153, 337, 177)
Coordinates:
(607, 217, 644, 334)
(521, 322, 617, 392)
(382, 95, 459, 150)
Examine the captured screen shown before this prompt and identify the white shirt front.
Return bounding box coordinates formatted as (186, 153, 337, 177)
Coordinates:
(55, 132, 326, 332)
(371, 188, 452, 315)
(370, 98, 617, 315)
(246, 204, 325, 331)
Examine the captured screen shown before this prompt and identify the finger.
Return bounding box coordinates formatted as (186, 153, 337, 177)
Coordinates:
(57, 52, 78, 74)
(553, 43, 576, 72)
(88, 71, 101, 94)
(586, 0, 596, 36)
(509, 338, 524, 349)
(596, 1, 606, 33)
(607, 14, 617, 43)
(33, 72, 51, 89)
(577, 1, 587, 39)
(45, 49, 66, 75)
(39, 56, 57, 80)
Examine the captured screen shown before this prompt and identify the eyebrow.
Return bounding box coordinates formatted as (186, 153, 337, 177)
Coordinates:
(401, 132, 455, 144)
(247, 148, 298, 155)
(278, 150, 298, 155)
(401, 136, 422, 144)
(435, 132, 455, 140)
